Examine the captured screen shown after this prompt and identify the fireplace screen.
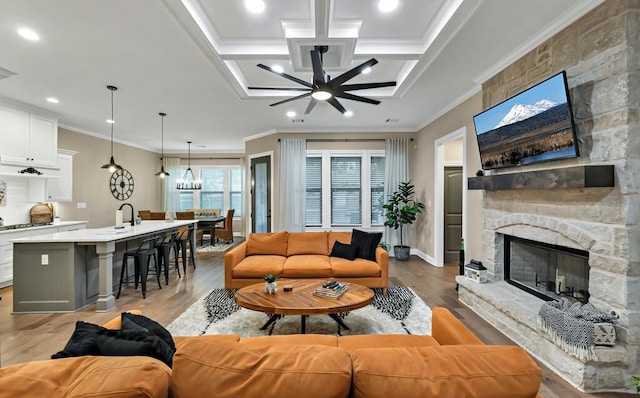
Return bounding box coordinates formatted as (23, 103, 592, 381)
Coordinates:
(504, 235, 589, 302)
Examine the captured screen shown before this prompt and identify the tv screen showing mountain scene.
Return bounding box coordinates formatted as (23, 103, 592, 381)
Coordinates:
(473, 71, 579, 170)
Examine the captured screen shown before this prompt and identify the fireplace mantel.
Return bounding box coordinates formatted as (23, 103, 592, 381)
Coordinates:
(468, 165, 614, 190)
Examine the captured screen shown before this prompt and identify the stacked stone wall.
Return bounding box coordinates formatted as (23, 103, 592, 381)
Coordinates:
(470, 0, 640, 391)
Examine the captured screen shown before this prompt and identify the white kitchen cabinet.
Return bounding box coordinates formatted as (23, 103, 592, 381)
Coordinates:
(46, 149, 77, 202)
(0, 104, 58, 168)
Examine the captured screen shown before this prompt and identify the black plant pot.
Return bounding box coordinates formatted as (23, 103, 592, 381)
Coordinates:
(394, 245, 410, 261)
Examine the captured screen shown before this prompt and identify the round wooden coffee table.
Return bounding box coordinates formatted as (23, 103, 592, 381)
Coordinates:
(235, 279, 374, 334)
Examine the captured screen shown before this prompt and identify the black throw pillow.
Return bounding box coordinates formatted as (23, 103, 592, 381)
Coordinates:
(121, 312, 176, 351)
(330, 241, 357, 260)
(51, 321, 104, 359)
(350, 229, 382, 261)
(96, 329, 175, 367)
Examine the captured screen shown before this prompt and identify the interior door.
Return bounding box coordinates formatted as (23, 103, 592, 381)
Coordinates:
(251, 156, 271, 233)
(444, 167, 463, 263)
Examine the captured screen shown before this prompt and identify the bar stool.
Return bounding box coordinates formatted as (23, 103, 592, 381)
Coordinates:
(175, 223, 197, 273)
(155, 230, 180, 284)
(117, 236, 161, 299)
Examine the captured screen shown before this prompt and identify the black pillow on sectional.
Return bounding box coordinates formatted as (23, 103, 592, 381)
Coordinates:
(350, 229, 382, 261)
(330, 241, 357, 261)
(121, 312, 175, 351)
(96, 329, 175, 367)
(51, 321, 104, 359)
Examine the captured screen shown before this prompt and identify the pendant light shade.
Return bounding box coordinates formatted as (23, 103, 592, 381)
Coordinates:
(155, 112, 169, 178)
(176, 141, 201, 190)
(101, 85, 122, 172)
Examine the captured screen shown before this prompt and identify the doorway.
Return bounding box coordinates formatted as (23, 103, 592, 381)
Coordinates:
(250, 155, 271, 233)
(434, 127, 466, 266)
(444, 167, 463, 262)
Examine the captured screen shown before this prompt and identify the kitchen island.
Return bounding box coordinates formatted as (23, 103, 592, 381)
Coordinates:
(11, 220, 197, 313)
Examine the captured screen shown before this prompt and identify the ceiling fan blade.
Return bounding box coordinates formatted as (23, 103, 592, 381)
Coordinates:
(335, 92, 381, 105)
(327, 97, 347, 114)
(248, 87, 311, 91)
(257, 64, 313, 88)
(310, 50, 325, 85)
(339, 81, 396, 91)
(269, 92, 311, 107)
(304, 99, 317, 114)
(329, 58, 378, 87)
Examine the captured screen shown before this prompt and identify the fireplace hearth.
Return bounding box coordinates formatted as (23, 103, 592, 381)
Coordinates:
(504, 235, 589, 303)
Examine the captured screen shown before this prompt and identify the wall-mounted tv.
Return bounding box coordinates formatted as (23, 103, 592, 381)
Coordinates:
(473, 71, 579, 170)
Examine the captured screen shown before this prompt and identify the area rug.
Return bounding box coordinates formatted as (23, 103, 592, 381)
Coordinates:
(167, 287, 431, 337)
(197, 236, 245, 253)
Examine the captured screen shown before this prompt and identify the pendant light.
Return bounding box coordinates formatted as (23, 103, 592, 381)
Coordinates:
(100, 85, 122, 172)
(155, 112, 169, 178)
(176, 141, 201, 190)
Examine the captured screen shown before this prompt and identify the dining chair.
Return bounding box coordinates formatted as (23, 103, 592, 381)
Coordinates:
(213, 209, 235, 243)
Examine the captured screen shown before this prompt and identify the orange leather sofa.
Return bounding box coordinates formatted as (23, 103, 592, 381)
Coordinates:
(0, 308, 542, 398)
(225, 231, 389, 294)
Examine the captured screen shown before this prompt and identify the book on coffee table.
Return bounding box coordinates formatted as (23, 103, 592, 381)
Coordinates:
(314, 282, 349, 299)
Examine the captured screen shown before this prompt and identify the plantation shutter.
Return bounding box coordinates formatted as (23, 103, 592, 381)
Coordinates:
(370, 156, 385, 225)
(305, 156, 322, 226)
(331, 156, 362, 226)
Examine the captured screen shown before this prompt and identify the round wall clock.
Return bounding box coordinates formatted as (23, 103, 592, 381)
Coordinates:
(110, 169, 134, 201)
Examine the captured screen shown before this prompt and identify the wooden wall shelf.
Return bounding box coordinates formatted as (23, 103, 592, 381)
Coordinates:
(468, 165, 614, 190)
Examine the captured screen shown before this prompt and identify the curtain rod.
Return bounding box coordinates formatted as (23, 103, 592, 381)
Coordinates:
(277, 138, 413, 142)
(163, 157, 242, 160)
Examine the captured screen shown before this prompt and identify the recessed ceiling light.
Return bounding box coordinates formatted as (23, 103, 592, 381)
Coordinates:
(286, 111, 296, 117)
(244, 0, 265, 14)
(46, 97, 59, 104)
(106, 119, 115, 124)
(17, 28, 39, 41)
(361, 67, 372, 74)
(378, 0, 399, 12)
(271, 65, 284, 74)
(344, 110, 354, 117)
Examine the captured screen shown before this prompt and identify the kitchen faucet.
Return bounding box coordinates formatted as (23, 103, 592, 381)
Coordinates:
(118, 203, 135, 227)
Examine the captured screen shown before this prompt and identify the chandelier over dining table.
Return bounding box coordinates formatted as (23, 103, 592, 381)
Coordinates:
(176, 141, 201, 190)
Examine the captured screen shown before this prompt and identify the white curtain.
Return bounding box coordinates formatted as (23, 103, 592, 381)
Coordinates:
(384, 138, 410, 256)
(278, 138, 306, 231)
(162, 157, 180, 212)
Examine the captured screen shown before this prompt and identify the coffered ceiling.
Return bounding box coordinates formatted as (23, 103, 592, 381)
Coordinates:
(0, 0, 603, 153)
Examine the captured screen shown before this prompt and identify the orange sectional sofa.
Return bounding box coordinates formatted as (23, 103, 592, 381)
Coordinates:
(225, 231, 389, 293)
(0, 308, 542, 398)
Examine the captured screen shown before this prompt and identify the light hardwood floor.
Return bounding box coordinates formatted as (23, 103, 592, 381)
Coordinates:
(0, 251, 632, 397)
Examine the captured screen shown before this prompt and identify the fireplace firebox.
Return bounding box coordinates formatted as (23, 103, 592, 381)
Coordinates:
(504, 235, 589, 302)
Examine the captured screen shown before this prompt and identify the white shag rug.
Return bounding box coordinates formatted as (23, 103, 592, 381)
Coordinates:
(167, 287, 431, 337)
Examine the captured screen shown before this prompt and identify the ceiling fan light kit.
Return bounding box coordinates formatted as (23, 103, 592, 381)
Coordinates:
(100, 85, 123, 172)
(249, 45, 396, 115)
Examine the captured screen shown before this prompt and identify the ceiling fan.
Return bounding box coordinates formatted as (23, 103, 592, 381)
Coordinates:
(248, 45, 396, 115)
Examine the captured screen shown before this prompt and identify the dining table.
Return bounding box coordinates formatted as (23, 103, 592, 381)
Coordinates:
(195, 216, 225, 245)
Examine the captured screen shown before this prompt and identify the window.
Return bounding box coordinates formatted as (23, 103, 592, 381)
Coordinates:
(176, 164, 243, 216)
(178, 191, 193, 212)
(370, 156, 385, 225)
(305, 156, 322, 226)
(331, 156, 362, 226)
(305, 150, 384, 229)
(201, 168, 224, 209)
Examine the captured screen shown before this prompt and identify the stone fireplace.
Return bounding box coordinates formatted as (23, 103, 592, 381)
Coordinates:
(457, 1, 640, 393)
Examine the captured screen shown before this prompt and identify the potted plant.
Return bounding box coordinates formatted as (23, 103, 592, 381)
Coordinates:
(264, 274, 279, 294)
(383, 181, 425, 261)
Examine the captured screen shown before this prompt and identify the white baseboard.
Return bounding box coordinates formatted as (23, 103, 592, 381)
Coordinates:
(410, 248, 439, 267)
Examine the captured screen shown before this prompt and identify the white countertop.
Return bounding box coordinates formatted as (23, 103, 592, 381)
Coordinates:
(0, 221, 87, 235)
(10, 220, 196, 243)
